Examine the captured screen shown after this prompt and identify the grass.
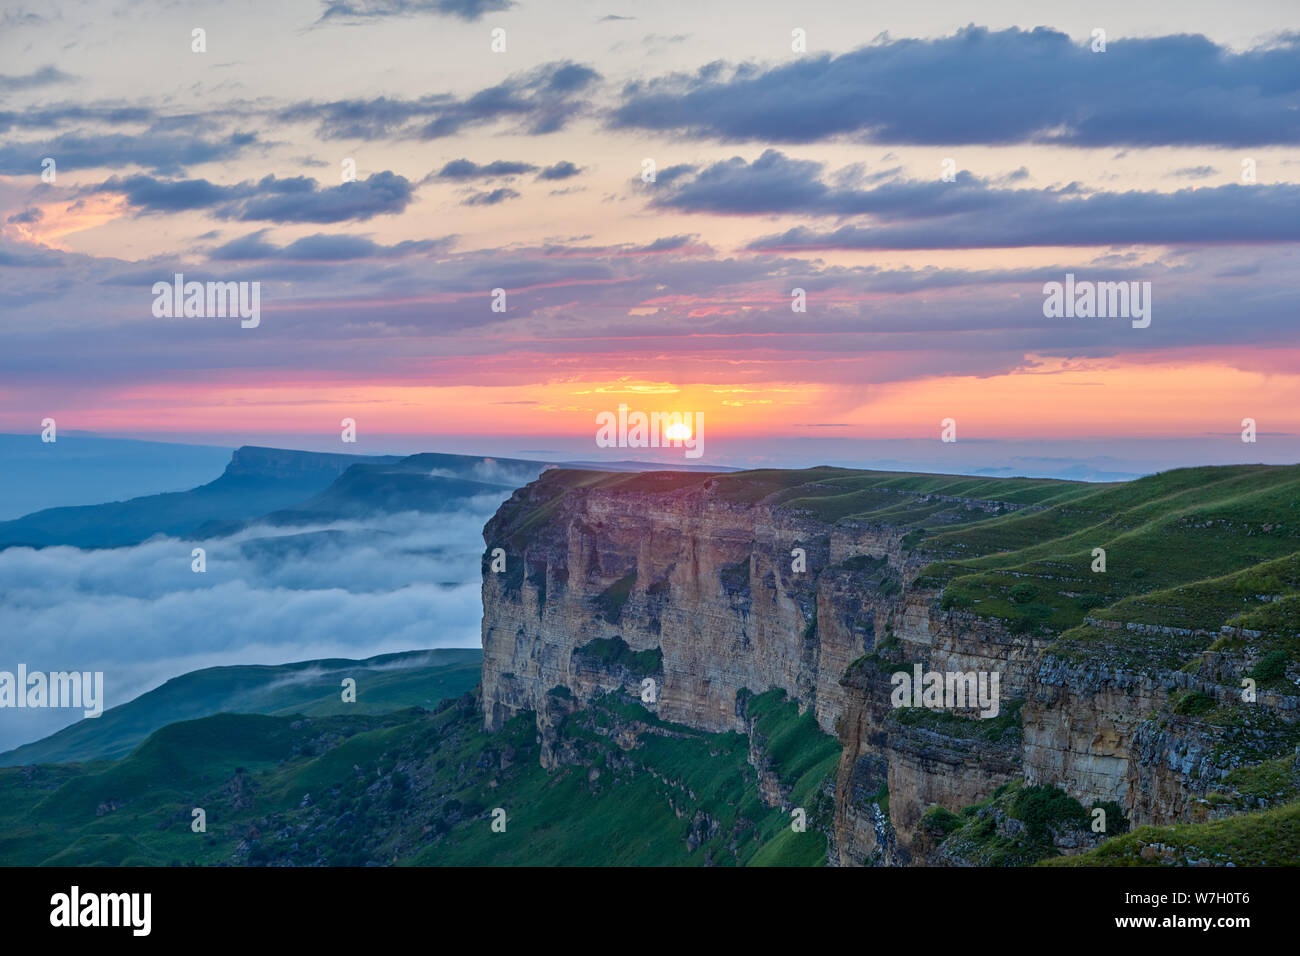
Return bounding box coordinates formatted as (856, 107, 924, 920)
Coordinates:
(915, 465, 1300, 644)
(1044, 800, 1300, 866)
(0, 680, 841, 867)
(0, 649, 482, 767)
(743, 689, 841, 817)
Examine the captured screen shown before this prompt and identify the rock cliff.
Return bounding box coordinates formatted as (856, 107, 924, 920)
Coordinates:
(481, 465, 1300, 865)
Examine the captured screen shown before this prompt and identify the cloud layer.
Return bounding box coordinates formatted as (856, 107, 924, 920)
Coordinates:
(612, 27, 1300, 147)
(0, 500, 507, 751)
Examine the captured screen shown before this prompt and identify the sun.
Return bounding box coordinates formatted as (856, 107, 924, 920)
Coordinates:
(664, 422, 692, 441)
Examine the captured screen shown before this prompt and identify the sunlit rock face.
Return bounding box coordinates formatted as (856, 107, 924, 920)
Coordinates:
(480, 468, 1300, 865)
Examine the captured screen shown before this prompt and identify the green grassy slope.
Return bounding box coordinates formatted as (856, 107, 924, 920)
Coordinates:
(902, 465, 1300, 664)
(0, 688, 837, 867)
(0, 650, 482, 767)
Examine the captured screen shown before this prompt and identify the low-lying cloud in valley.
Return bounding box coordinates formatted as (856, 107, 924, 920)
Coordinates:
(0, 496, 504, 751)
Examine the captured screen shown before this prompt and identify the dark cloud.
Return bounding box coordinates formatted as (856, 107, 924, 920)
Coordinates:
(537, 160, 581, 181)
(318, 0, 511, 23)
(0, 131, 261, 176)
(462, 187, 521, 206)
(234, 171, 414, 223)
(649, 150, 829, 214)
(0, 65, 74, 92)
(747, 182, 1300, 250)
(5, 208, 43, 225)
(94, 170, 415, 223)
(435, 159, 538, 180)
(611, 26, 1300, 147)
(1169, 165, 1219, 179)
(279, 61, 600, 140)
(537, 234, 709, 256)
(638, 234, 700, 252)
(0, 242, 65, 268)
(0, 105, 247, 136)
(209, 231, 453, 261)
(646, 150, 1300, 248)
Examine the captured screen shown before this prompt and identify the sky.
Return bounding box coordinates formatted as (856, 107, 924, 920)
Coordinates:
(2, 0, 1299, 468)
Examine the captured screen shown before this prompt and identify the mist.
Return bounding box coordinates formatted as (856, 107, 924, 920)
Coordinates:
(0, 494, 505, 751)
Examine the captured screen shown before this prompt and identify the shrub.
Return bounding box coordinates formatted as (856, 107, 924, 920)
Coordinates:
(1251, 649, 1290, 684)
(1009, 583, 1037, 604)
(1089, 799, 1130, 835)
(1173, 690, 1216, 717)
(1010, 785, 1088, 846)
(920, 805, 963, 840)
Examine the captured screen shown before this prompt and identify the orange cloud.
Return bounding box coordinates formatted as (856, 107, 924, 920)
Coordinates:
(2, 191, 129, 251)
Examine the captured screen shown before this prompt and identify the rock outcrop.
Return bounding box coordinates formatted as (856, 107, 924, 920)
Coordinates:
(481, 467, 1300, 865)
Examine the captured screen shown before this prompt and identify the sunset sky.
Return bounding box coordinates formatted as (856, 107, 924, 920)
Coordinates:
(2, 0, 1299, 469)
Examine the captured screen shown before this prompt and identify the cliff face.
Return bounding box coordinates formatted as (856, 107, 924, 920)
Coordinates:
(480, 467, 1300, 865)
(481, 471, 883, 738)
(480, 471, 949, 741)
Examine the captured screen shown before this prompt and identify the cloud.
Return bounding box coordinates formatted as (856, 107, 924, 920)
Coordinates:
(4, 223, 1299, 398)
(209, 231, 454, 261)
(0, 131, 261, 176)
(648, 150, 830, 214)
(0, 104, 157, 134)
(280, 60, 600, 140)
(646, 150, 1300, 248)
(94, 170, 415, 223)
(2, 7, 48, 29)
(318, 0, 512, 23)
(746, 182, 1300, 250)
(428, 457, 543, 486)
(435, 158, 539, 180)
(462, 187, 521, 206)
(537, 160, 582, 181)
(1169, 165, 1219, 179)
(611, 26, 1300, 147)
(5, 208, 42, 225)
(0, 503, 508, 751)
(0, 65, 74, 92)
